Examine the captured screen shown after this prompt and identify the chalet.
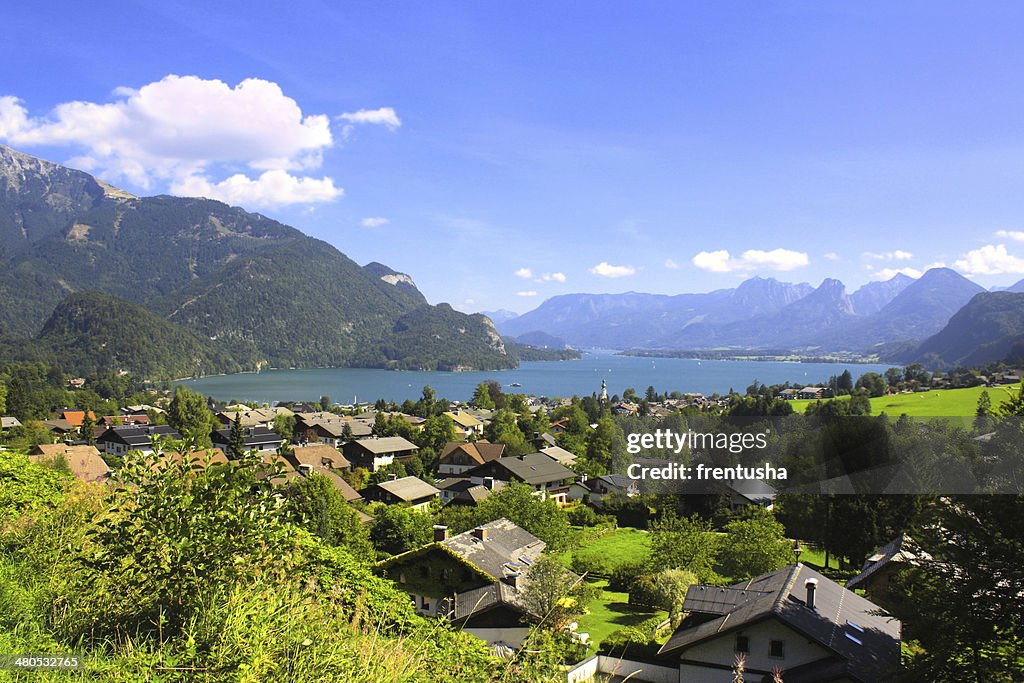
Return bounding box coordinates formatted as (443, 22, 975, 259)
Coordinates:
(42, 418, 76, 437)
(777, 388, 800, 401)
(436, 477, 499, 506)
(438, 440, 506, 476)
(211, 426, 283, 455)
(342, 436, 419, 471)
(845, 535, 920, 604)
(361, 476, 439, 509)
(797, 386, 831, 400)
(100, 414, 150, 426)
(255, 453, 299, 486)
(549, 418, 570, 434)
(612, 402, 639, 416)
(1, 417, 22, 431)
(60, 410, 96, 427)
(216, 406, 294, 429)
(659, 564, 901, 682)
(97, 425, 182, 456)
(569, 474, 639, 505)
(287, 444, 351, 472)
(464, 453, 576, 505)
(378, 519, 548, 648)
(443, 410, 485, 438)
(297, 418, 372, 447)
(30, 444, 110, 483)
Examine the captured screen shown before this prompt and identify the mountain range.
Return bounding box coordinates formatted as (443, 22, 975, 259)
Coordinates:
(499, 267, 1008, 366)
(0, 145, 513, 378)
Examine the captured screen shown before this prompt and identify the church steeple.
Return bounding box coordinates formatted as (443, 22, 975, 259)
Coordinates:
(599, 379, 608, 404)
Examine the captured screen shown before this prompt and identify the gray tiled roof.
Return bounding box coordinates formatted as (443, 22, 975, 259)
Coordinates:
(442, 518, 545, 581)
(472, 453, 575, 486)
(845, 534, 917, 590)
(661, 564, 901, 682)
(452, 582, 528, 619)
(351, 436, 418, 454)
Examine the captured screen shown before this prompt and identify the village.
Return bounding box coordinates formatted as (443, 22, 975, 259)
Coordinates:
(5, 366, 1007, 682)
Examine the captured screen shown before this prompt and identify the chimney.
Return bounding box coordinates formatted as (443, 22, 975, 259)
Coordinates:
(472, 526, 489, 541)
(805, 578, 818, 610)
(388, 473, 398, 481)
(433, 525, 449, 541)
(510, 572, 522, 589)
(483, 476, 495, 490)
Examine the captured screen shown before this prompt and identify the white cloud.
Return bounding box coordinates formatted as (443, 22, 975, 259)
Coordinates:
(868, 261, 945, 281)
(171, 170, 342, 208)
(864, 250, 913, 261)
(338, 107, 401, 130)
(995, 230, 1024, 242)
(824, 252, 840, 261)
(589, 262, 636, 278)
(954, 244, 1024, 275)
(0, 75, 390, 207)
(464, 298, 475, 306)
(537, 272, 567, 282)
(514, 267, 533, 279)
(516, 290, 538, 297)
(664, 258, 680, 269)
(691, 248, 809, 273)
(361, 216, 389, 228)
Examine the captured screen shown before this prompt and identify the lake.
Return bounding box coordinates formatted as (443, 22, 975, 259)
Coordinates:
(177, 353, 895, 404)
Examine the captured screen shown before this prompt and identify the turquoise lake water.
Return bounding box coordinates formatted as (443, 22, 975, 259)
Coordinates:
(178, 353, 894, 404)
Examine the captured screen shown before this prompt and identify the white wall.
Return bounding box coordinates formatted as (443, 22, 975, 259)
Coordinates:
(679, 619, 829, 681)
(596, 656, 678, 683)
(464, 627, 531, 649)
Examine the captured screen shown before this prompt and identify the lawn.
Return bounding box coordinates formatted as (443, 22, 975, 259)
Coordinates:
(796, 544, 841, 570)
(574, 579, 666, 650)
(788, 383, 1020, 417)
(561, 527, 651, 575)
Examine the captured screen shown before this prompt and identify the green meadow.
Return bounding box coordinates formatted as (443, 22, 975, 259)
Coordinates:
(788, 383, 1021, 417)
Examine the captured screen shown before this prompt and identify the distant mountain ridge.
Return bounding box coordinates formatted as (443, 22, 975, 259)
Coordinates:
(0, 145, 513, 377)
(499, 268, 987, 356)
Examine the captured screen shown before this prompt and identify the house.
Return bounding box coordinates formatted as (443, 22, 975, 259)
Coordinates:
(537, 445, 577, 467)
(436, 476, 500, 506)
(845, 535, 919, 603)
(464, 453, 576, 505)
(659, 564, 901, 682)
(361, 475, 439, 509)
(438, 440, 506, 476)
(569, 474, 639, 505)
(29, 444, 110, 483)
(549, 418, 570, 434)
(97, 425, 182, 456)
(297, 418, 372, 447)
(723, 478, 777, 511)
(60, 410, 97, 427)
(41, 418, 76, 437)
(777, 388, 800, 401)
(100, 414, 150, 426)
(1, 417, 22, 431)
(443, 410, 485, 438)
(216, 406, 294, 429)
(287, 444, 351, 472)
(377, 519, 548, 648)
(211, 426, 283, 455)
(342, 436, 419, 471)
(798, 386, 831, 400)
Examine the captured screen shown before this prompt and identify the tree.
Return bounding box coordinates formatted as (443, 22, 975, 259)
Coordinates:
(272, 413, 296, 442)
(649, 512, 719, 581)
(227, 411, 246, 459)
(167, 386, 214, 449)
(629, 568, 695, 625)
(975, 389, 992, 433)
(483, 408, 529, 455)
(471, 382, 495, 409)
(471, 483, 574, 552)
(519, 554, 590, 630)
(718, 506, 792, 580)
(855, 372, 887, 398)
(319, 395, 331, 411)
(282, 473, 373, 558)
(836, 369, 854, 395)
(0, 379, 6, 415)
(79, 409, 97, 446)
(887, 496, 1024, 681)
(369, 505, 433, 556)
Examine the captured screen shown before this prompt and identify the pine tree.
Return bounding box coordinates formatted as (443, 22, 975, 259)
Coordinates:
(228, 411, 245, 460)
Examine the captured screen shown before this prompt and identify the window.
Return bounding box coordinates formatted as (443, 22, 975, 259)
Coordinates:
(421, 596, 431, 611)
(769, 640, 785, 659)
(735, 635, 749, 653)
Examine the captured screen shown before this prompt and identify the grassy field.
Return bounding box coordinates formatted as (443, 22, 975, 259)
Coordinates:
(788, 383, 1021, 417)
(575, 579, 666, 650)
(562, 527, 651, 574)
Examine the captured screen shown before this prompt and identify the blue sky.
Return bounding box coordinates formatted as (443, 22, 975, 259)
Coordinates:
(4, 2, 1024, 313)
